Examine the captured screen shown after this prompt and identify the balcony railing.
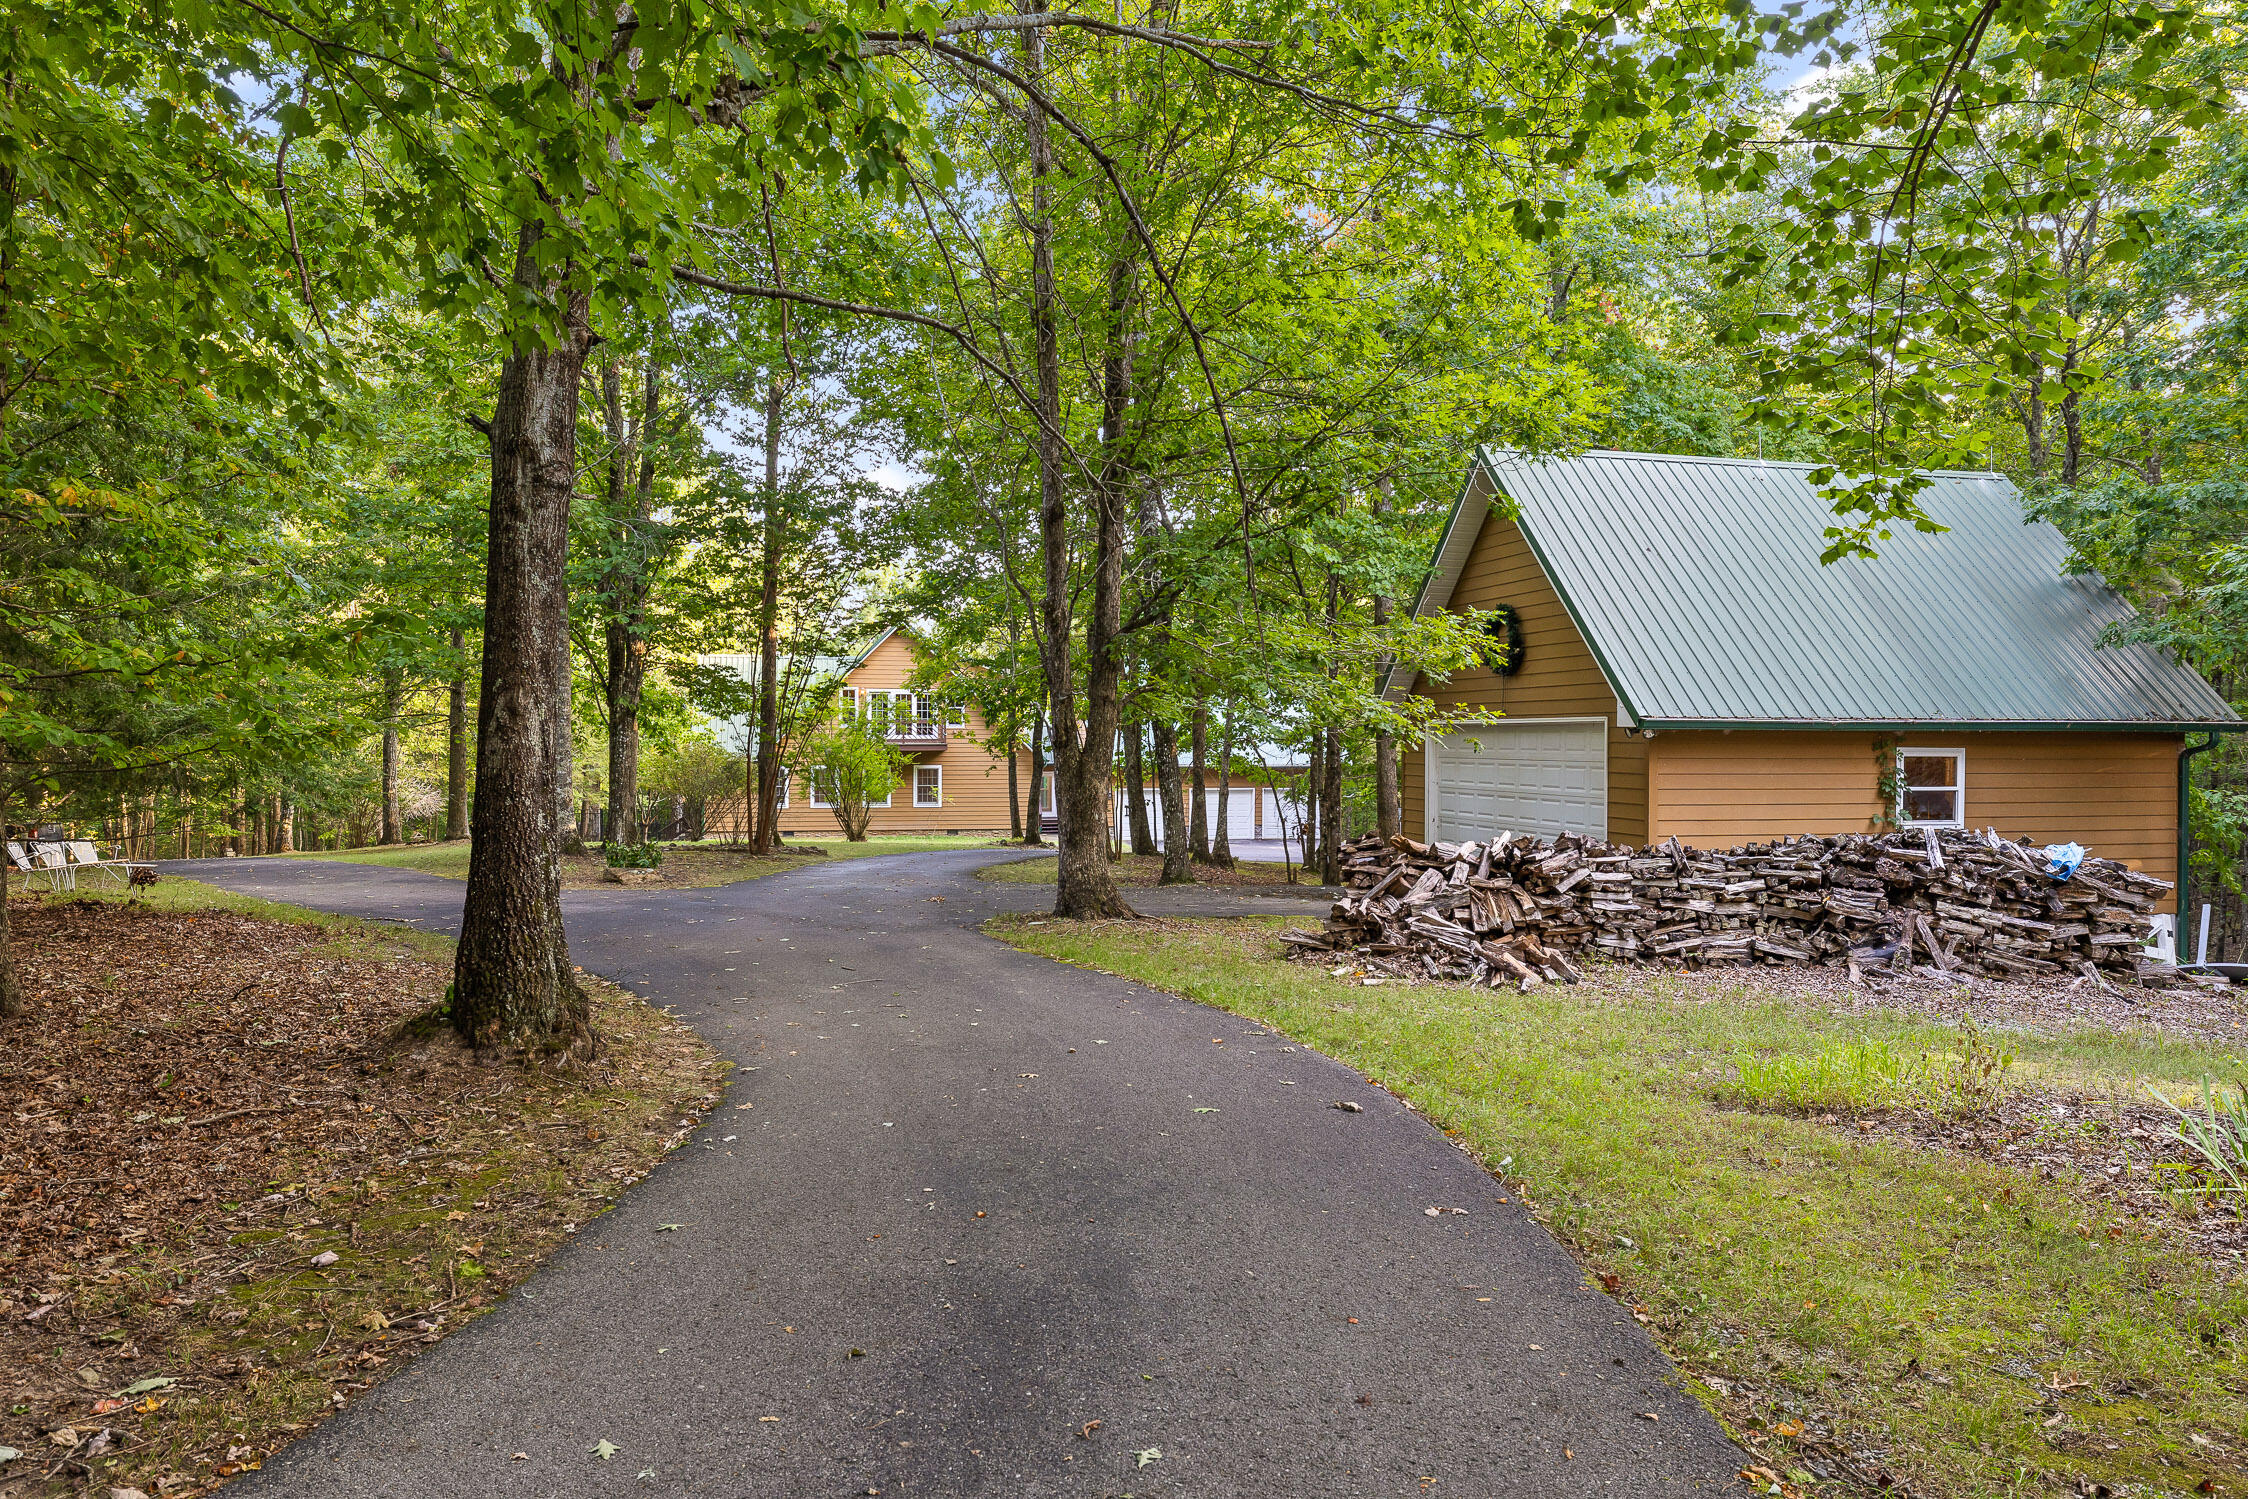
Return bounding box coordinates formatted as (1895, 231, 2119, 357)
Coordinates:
(876, 718, 949, 750)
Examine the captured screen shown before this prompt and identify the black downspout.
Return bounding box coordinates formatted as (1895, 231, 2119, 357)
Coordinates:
(2178, 731, 2220, 955)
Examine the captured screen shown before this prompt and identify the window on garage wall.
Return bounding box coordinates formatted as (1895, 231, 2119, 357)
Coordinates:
(1898, 748, 1964, 827)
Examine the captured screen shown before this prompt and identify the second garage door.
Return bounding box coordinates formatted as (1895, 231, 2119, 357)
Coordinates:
(1428, 720, 1607, 843)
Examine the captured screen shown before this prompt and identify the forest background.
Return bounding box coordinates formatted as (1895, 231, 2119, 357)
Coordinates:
(5, 0, 2244, 1043)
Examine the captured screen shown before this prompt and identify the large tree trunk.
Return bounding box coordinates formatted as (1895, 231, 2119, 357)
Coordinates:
(1007, 716, 1023, 841)
(1153, 720, 1190, 884)
(1124, 720, 1154, 854)
(380, 667, 403, 844)
(754, 375, 788, 853)
(603, 634, 643, 847)
(599, 347, 667, 850)
(1023, 714, 1046, 848)
(0, 772, 21, 1020)
(1372, 477, 1402, 838)
(1302, 736, 1323, 871)
(1024, 17, 1131, 920)
(1189, 702, 1211, 863)
(1320, 725, 1344, 886)
(452, 252, 592, 1058)
(278, 797, 295, 854)
(446, 629, 470, 840)
(1211, 708, 1235, 868)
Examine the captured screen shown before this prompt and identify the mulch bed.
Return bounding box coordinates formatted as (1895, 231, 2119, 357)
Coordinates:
(0, 895, 725, 1497)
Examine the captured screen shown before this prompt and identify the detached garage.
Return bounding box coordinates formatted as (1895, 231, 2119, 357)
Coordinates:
(1386, 450, 2242, 914)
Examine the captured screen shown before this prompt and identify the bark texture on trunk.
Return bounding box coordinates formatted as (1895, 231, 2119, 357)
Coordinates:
(0, 775, 20, 1019)
(380, 667, 403, 844)
(1303, 736, 1323, 871)
(1024, 16, 1131, 919)
(278, 798, 294, 854)
(1153, 719, 1190, 885)
(1007, 728, 1023, 841)
(753, 376, 788, 853)
(1320, 725, 1344, 886)
(1188, 703, 1210, 863)
(1124, 720, 1154, 855)
(1023, 715, 1046, 847)
(1211, 710, 1235, 868)
(597, 351, 664, 850)
(1372, 477, 1402, 839)
(446, 629, 470, 840)
(453, 247, 592, 1058)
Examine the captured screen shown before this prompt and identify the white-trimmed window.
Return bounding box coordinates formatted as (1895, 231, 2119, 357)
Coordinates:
(1040, 773, 1055, 816)
(839, 686, 856, 717)
(946, 700, 968, 728)
(1898, 747, 1964, 827)
(775, 768, 790, 809)
(914, 765, 942, 806)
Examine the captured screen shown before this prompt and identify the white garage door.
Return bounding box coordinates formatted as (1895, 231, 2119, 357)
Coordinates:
(1428, 720, 1606, 844)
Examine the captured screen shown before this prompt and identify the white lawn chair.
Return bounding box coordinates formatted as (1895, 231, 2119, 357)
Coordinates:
(4, 841, 47, 892)
(65, 840, 135, 888)
(10, 841, 73, 892)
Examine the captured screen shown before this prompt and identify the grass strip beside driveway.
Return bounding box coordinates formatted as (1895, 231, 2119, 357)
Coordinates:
(991, 913, 2248, 1499)
(275, 835, 1011, 889)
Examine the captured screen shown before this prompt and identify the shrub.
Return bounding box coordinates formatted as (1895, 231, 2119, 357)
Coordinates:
(604, 840, 664, 870)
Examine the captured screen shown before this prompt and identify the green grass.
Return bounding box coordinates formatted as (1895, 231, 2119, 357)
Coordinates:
(278, 833, 1010, 884)
(976, 852, 1303, 886)
(992, 914, 2248, 1498)
(43, 871, 457, 962)
(1724, 1027, 2017, 1116)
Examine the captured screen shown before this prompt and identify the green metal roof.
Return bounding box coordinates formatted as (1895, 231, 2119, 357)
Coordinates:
(1402, 449, 2239, 731)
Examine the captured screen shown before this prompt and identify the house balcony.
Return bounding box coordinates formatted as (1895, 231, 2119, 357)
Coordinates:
(882, 722, 951, 752)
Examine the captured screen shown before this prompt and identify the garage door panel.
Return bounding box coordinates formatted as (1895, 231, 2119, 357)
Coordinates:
(1430, 721, 1606, 843)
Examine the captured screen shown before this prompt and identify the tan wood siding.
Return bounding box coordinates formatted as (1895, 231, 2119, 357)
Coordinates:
(710, 632, 1025, 836)
(1647, 729, 2181, 906)
(1402, 501, 1644, 842)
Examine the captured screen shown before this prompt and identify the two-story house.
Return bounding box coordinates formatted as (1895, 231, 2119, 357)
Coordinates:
(703, 629, 1031, 836)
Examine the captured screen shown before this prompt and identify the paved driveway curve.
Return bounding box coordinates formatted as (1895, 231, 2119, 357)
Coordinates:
(170, 850, 1742, 1497)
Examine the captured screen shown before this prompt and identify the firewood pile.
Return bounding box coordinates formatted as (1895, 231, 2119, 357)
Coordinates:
(1282, 828, 2185, 990)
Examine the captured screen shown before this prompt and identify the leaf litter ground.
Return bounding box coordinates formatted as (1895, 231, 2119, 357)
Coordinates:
(0, 886, 725, 1497)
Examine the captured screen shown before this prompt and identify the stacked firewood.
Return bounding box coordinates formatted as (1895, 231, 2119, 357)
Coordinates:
(1281, 828, 2179, 990)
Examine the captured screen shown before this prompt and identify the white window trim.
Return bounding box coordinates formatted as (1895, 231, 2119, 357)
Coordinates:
(776, 767, 789, 809)
(1898, 745, 1966, 829)
(1041, 772, 1055, 816)
(914, 765, 943, 807)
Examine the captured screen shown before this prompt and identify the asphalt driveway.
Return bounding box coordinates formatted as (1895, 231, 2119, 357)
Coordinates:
(169, 849, 1743, 1497)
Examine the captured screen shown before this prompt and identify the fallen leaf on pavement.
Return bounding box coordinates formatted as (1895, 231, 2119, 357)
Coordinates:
(656, 1224, 683, 1232)
(1334, 1101, 1363, 1112)
(1077, 1420, 1102, 1439)
(591, 1439, 620, 1460)
(1134, 1448, 1162, 1468)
